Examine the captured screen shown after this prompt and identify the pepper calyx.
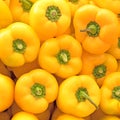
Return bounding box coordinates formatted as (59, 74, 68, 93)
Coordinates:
(75, 87, 98, 109)
(31, 83, 46, 98)
(45, 5, 61, 22)
(56, 49, 70, 64)
(12, 39, 27, 54)
(80, 21, 100, 37)
(112, 86, 120, 101)
(92, 64, 107, 79)
(19, 0, 33, 12)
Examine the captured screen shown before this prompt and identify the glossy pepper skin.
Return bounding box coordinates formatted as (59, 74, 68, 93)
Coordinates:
(0, 22, 40, 67)
(38, 34, 82, 78)
(10, 0, 37, 24)
(15, 69, 58, 114)
(73, 4, 119, 54)
(56, 75, 101, 118)
(0, 73, 14, 112)
(0, 0, 13, 28)
(92, 0, 120, 14)
(29, 0, 71, 41)
(80, 50, 118, 87)
(3, 0, 10, 6)
(11, 111, 39, 120)
(100, 72, 120, 115)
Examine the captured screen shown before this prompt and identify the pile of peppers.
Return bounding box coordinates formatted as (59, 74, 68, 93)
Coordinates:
(1, 0, 120, 120)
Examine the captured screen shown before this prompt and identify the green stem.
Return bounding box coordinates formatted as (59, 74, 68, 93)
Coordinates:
(19, 0, 33, 12)
(31, 83, 46, 98)
(92, 64, 107, 79)
(75, 88, 98, 109)
(80, 21, 100, 37)
(56, 49, 70, 64)
(112, 86, 120, 101)
(12, 39, 27, 54)
(45, 5, 61, 22)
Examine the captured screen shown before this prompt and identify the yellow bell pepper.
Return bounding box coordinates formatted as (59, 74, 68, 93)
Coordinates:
(11, 111, 39, 120)
(56, 75, 101, 118)
(38, 34, 82, 78)
(92, 0, 120, 14)
(0, 22, 40, 67)
(15, 69, 58, 114)
(80, 50, 118, 87)
(0, 0, 13, 29)
(73, 4, 119, 54)
(29, 0, 71, 41)
(100, 72, 120, 115)
(64, 0, 89, 17)
(10, 0, 37, 24)
(0, 73, 14, 112)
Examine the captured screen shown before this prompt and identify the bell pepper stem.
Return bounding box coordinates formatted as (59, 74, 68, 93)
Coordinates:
(56, 49, 70, 64)
(76, 88, 98, 109)
(19, 0, 33, 12)
(31, 83, 46, 98)
(80, 21, 100, 37)
(112, 86, 120, 101)
(92, 64, 107, 79)
(45, 5, 61, 22)
(80, 90, 98, 109)
(12, 39, 27, 54)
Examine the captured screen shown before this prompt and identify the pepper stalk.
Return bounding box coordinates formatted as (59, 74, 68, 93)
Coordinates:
(80, 21, 100, 37)
(76, 87, 98, 109)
